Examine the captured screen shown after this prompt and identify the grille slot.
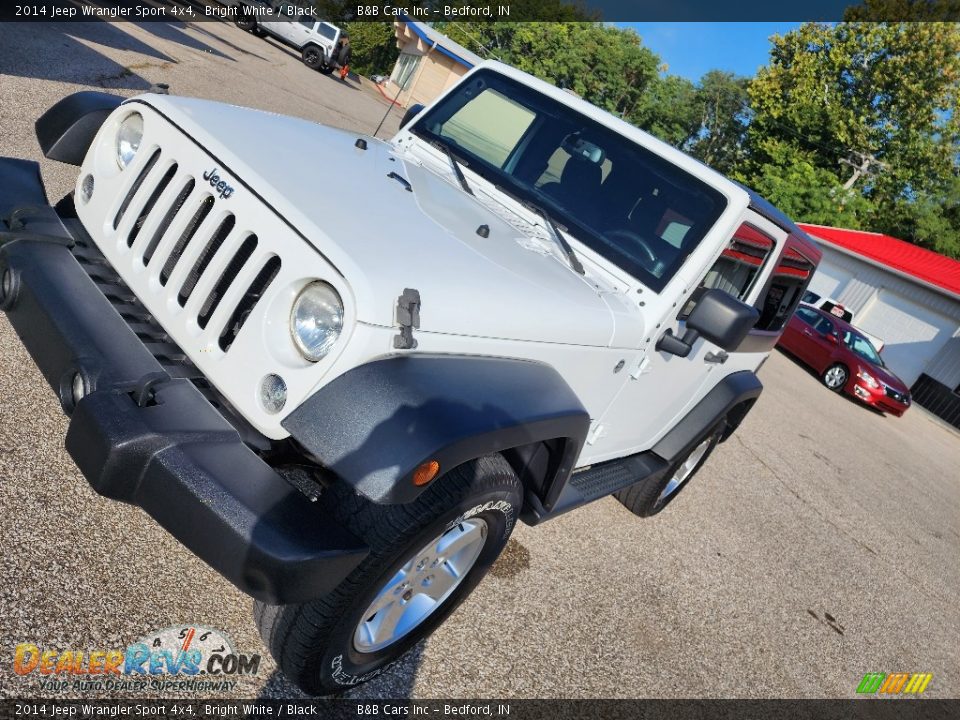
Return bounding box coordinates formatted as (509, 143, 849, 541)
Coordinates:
(219, 255, 282, 351)
(127, 163, 178, 247)
(178, 214, 236, 306)
(113, 149, 160, 230)
(159, 195, 214, 286)
(197, 234, 259, 329)
(142, 178, 195, 265)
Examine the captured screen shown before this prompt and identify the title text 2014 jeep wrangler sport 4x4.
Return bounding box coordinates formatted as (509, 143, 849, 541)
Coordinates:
(0, 61, 820, 694)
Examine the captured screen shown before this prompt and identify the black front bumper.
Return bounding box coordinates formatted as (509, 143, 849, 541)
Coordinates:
(0, 158, 367, 604)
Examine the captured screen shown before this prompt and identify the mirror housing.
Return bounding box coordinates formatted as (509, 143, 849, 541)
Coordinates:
(657, 289, 759, 357)
(400, 103, 424, 130)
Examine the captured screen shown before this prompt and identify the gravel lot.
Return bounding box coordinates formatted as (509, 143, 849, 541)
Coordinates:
(1, 19, 959, 700)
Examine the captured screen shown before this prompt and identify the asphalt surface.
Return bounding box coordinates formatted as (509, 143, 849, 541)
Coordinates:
(2, 20, 959, 700)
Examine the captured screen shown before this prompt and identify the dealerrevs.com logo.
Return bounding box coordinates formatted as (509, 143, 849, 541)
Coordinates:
(14, 625, 261, 693)
(856, 672, 933, 696)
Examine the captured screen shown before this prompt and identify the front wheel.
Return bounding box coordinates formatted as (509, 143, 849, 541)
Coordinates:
(254, 454, 522, 695)
(822, 363, 848, 392)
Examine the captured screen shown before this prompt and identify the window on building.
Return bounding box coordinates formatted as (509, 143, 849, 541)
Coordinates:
(392, 52, 422, 90)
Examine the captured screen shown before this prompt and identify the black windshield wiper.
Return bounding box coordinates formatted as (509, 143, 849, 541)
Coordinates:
(431, 140, 474, 196)
(525, 201, 585, 275)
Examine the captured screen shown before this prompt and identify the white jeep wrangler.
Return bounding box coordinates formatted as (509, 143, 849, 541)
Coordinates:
(234, 1, 343, 74)
(0, 61, 820, 694)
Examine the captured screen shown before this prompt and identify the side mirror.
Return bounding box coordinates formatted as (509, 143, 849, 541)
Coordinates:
(400, 103, 425, 130)
(657, 289, 759, 357)
(826, 333, 839, 345)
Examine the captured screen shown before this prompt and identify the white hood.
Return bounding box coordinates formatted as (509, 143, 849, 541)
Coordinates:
(144, 95, 616, 348)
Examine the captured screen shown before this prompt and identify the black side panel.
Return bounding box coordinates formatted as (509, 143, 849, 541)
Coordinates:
(35, 92, 124, 166)
(282, 355, 590, 505)
(653, 370, 763, 462)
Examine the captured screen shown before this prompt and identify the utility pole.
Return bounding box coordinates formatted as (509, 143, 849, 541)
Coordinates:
(840, 151, 885, 189)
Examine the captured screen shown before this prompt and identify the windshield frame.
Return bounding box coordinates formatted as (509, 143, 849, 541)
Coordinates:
(407, 69, 728, 292)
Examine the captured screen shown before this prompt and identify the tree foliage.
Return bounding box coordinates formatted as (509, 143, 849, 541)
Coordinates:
(742, 21, 960, 256)
(340, 21, 398, 77)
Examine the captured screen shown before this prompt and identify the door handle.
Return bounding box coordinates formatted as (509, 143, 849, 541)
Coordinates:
(704, 350, 728, 364)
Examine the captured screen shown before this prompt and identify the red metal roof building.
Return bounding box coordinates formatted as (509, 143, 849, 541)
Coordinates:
(797, 223, 960, 301)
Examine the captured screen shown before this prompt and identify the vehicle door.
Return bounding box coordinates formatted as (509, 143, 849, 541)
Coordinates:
(589, 216, 783, 463)
(787, 305, 823, 364)
(263, 6, 312, 46)
(806, 315, 840, 371)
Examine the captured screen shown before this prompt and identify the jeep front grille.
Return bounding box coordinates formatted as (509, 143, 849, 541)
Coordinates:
(74, 101, 351, 438)
(109, 148, 281, 353)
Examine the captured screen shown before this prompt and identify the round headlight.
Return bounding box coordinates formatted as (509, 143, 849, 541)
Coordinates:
(116, 113, 144, 169)
(290, 282, 343, 362)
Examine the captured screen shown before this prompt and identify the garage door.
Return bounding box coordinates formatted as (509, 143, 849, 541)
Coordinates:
(857, 290, 957, 386)
(807, 260, 852, 300)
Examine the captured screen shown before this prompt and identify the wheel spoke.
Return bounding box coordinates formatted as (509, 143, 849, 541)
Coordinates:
(437, 524, 482, 557)
(370, 599, 406, 646)
(421, 564, 459, 600)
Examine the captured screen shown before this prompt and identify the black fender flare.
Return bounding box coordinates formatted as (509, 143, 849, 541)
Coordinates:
(281, 355, 590, 504)
(653, 370, 763, 463)
(35, 91, 125, 166)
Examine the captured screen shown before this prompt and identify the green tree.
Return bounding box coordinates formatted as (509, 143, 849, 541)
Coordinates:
(742, 21, 960, 256)
(341, 21, 398, 77)
(435, 22, 661, 120)
(687, 70, 750, 175)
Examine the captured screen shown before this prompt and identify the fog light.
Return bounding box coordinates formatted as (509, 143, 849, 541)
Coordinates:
(259, 374, 287, 414)
(71, 372, 87, 405)
(80, 174, 95, 204)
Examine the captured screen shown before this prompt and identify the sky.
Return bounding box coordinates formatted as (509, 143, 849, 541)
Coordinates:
(624, 23, 802, 81)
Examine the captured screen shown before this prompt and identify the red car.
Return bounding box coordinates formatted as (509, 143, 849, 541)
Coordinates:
(778, 305, 911, 416)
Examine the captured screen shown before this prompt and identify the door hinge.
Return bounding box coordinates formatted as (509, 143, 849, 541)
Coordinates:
(586, 421, 606, 445)
(630, 355, 652, 379)
(393, 288, 421, 349)
(704, 350, 729, 364)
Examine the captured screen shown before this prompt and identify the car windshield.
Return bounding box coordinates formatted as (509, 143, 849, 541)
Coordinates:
(409, 69, 728, 291)
(844, 331, 884, 366)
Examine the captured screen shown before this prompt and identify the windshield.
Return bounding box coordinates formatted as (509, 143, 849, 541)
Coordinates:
(410, 69, 728, 291)
(844, 331, 884, 366)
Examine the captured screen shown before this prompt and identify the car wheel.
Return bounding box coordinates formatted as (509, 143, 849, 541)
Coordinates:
(235, 18, 257, 32)
(319, 64, 335, 76)
(302, 45, 325, 70)
(614, 426, 723, 517)
(254, 454, 522, 695)
(822, 363, 848, 392)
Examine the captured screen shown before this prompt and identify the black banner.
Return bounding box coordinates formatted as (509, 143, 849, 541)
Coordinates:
(1, 0, 959, 23)
(1, 700, 959, 720)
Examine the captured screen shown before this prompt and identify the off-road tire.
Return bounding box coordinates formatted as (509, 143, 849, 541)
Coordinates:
(319, 64, 335, 76)
(614, 426, 723, 517)
(254, 454, 522, 695)
(235, 18, 258, 33)
(302, 45, 325, 71)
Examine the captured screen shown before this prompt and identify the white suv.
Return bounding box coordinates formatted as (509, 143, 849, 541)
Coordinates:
(1, 60, 821, 694)
(236, 1, 342, 73)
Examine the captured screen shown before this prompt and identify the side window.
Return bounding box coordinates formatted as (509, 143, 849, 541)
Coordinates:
(815, 317, 836, 336)
(317, 23, 338, 40)
(298, 17, 316, 30)
(437, 89, 536, 169)
(680, 222, 775, 318)
(801, 290, 821, 305)
(754, 245, 817, 332)
(794, 306, 820, 326)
